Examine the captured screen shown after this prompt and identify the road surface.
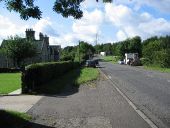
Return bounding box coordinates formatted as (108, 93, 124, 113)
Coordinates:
(28, 73, 151, 128)
(100, 62, 170, 128)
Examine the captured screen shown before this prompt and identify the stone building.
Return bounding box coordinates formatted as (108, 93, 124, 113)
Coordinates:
(0, 28, 61, 68)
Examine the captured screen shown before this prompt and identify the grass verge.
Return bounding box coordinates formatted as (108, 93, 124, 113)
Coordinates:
(36, 67, 99, 94)
(0, 73, 21, 94)
(76, 67, 99, 85)
(0, 110, 31, 127)
(144, 66, 170, 73)
(101, 56, 119, 64)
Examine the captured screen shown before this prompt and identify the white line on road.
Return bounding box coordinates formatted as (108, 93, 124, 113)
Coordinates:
(108, 75, 112, 79)
(99, 69, 158, 128)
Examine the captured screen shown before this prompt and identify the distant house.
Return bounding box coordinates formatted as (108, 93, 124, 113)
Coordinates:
(0, 28, 61, 68)
(100, 52, 106, 56)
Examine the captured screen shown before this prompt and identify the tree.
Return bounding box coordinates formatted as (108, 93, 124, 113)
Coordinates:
(61, 46, 76, 61)
(0, 0, 112, 20)
(75, 41, 95, 62)
(1, 36, 37, 67)
(128, 36, 142, 56)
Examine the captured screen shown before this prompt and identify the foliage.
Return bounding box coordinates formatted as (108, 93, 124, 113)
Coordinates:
(60, 46, 76, 61)
(94, 43, 113, 55)
(0, 73, 21, 94)
(114, 36, 142, 57)
(0, 0, 112, 20)
(153, 49, 170, 68)
(75, 41, 95, 63)
(142, 36, 170, 68)
(35, 67, 99, 94)
(1, 36, 37, 67)
(22, 61, 79, 93)
(144, 66, 170, 73)
(0, 68, 20, 73)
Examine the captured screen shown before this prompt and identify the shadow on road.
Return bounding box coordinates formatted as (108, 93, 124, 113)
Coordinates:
(0, 110, 55, 128)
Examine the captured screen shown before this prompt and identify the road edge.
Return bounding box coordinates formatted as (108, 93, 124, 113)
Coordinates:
(98, 68, 158, 128)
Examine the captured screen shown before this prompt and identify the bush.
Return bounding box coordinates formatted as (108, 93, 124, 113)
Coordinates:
(140, 58, 152, 66)
(21, 61, 79, 93)
(153, 49, 170, 68)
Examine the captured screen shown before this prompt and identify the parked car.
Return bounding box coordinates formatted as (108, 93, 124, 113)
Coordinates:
(86, 59, 99, 68)
(118, 60, 124, 65)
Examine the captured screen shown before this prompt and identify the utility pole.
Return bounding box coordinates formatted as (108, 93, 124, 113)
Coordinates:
(95, 33, 98, 46)
(79, 41, 80, 64)
(95, 33, 99, 54)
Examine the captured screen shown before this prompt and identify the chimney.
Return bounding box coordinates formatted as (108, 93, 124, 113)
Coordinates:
(39, 32, 44, 40)
(25, 28, 35, 40)
(44, 35, 49, 45)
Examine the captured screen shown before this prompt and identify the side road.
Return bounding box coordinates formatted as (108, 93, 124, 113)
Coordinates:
(28, 72, 152, 128)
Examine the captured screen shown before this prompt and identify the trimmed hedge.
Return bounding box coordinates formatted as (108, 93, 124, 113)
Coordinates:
(21, 61, 79, 93)
(0, 68, 20, 73)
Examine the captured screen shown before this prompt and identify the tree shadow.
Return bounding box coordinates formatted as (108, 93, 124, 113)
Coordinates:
(0, 110, 55, 128)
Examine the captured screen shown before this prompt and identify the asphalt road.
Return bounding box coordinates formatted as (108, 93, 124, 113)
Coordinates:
(28, 73, 151, 128)
(100, 62, 170, 128)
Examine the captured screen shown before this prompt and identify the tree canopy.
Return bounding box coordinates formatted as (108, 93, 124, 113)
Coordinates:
(1, 36, 37, 67)
(0, 0, 112, 20)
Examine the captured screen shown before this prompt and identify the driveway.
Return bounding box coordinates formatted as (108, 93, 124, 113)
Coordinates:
(28, 73, 151, 128)
(100, 62, 170, 128)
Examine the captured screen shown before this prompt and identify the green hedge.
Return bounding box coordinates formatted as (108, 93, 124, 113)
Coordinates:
(21, 61, 79, 93)
(0, 68, 21, 73)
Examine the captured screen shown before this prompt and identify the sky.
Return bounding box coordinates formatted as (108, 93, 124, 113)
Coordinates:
(0, 0, 170, 48)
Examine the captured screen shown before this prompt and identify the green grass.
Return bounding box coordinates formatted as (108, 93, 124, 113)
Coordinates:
(144, 66, 170, 73)
(37, 67, 99, 94)
(0, 110, 32, 127)
(101, 56, 113, 62)
(101, 56, 120, 64)
(0, 73, 21, 94)
(76, 67, 99, 85)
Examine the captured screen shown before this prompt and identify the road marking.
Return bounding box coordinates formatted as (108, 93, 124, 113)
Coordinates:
(99, 69, 158, 128)
(108, 75, 112, 79)
(167, 80, 170, 83)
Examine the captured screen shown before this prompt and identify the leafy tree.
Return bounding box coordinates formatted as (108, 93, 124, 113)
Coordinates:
(75, 41, 95, 62)
(128, 36, 142, 56)
(61, 46, 76, 61)
(1, 36, 37, 67)
(0, 0, 112, 20)
(142, 35, 170, 67)
(103, 43, 113, 55)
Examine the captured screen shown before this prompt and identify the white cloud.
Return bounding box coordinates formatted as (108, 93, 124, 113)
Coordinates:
(0, 15, 27, 44)
(30, 10, 104, 48)
(72, 9, 103, 34)
(33, 18, 58, 39)
(116, 30, 127, 41)
(115, 0, 170, 13)
(105, 3, 170, 41)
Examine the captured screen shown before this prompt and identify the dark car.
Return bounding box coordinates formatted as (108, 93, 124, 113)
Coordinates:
(86, 59, 99, 68)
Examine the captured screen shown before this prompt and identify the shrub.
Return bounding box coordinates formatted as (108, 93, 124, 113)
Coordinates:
(140, 58, 152, 66)
(153, 49, 170, 68)
(21, 61, 79, 93)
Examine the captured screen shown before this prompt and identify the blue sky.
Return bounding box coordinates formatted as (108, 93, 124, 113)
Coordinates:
(0, 0, 170, 48)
